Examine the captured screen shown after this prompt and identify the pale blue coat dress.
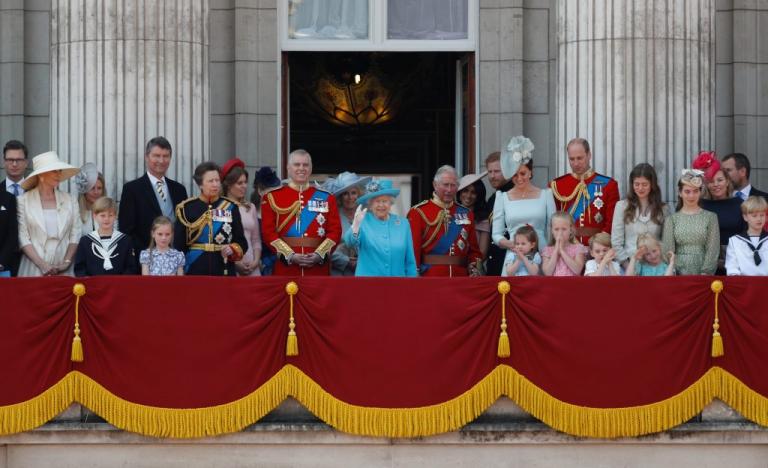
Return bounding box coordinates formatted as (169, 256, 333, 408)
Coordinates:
(342, 211, 417, 277)
(491, 188, 556, 277)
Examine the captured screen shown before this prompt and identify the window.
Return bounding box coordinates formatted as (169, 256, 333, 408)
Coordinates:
(280, 0, 476, 51)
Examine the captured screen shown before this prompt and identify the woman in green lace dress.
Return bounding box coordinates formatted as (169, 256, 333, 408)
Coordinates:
(662, 169, 720, 275)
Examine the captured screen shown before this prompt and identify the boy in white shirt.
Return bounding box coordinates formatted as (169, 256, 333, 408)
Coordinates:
(585, 232, 622, 276)
(725, 196, 768, 276)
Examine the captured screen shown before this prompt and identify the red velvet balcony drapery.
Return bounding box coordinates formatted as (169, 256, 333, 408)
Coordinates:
(1, 276, 767, 438)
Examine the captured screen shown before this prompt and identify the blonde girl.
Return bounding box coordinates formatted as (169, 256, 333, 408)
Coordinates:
(139, 216, 185, 276)
(626, 233, 675, 276)
(541, 212, 587, 276)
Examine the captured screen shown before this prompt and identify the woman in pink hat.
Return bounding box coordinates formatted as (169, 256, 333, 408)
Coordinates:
(17, 151, 81, 276)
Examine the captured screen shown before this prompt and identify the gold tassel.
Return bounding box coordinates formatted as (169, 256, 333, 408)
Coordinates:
(497, 281, 511, 358)
(71, 283, 86, 362)
(711, 280, 724, 358)
(285, 282, 299, 356)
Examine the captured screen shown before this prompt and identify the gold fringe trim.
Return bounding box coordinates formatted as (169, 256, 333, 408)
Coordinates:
(3, 366, 768, 439)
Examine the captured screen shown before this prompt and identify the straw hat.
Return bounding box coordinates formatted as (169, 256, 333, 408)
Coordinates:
(21, 151, 79, 190)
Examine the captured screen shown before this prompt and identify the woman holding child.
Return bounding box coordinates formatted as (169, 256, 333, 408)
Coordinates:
(491, 136, 555, 276)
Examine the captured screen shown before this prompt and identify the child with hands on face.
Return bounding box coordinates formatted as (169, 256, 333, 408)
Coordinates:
(541, 212, 588, 276)
(584, 233, 622, 276)
(625, 233, 675, 276)
(504, 225, 541, 276)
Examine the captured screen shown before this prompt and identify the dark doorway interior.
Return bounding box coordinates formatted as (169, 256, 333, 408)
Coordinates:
(288, 52, 466, 203)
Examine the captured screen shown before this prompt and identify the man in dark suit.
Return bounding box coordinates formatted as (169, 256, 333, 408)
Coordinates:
(118, 136, 188, 256)
(484, 151, 514, 276)
(722, 153, 768, 200)
(2, 140, 29, 196)
(0, 190, 18, 276)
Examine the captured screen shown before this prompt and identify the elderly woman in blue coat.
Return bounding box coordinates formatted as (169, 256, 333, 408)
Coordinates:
(343, 179, 417, 277)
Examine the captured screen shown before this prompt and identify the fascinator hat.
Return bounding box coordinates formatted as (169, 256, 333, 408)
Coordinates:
(501, 136, 534, 179)
(691, 151, 720, 181)
(220, 158, 246, 181)
(356, 179, 400, 206)
(21, 151, 79, 190)
(73, 162, 99, 194)
(320, 171, 372, 196)
(253, 166, 282, 195)
(679, 169, 705, 188)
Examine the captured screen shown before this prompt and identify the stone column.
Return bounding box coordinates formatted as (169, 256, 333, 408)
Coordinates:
(557, 0, 714, 197)
(51, 0, 209, 197)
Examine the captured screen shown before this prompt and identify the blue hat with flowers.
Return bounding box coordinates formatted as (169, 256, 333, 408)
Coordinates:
(500, 135, 535, 179)
(356, 179, 400, 206)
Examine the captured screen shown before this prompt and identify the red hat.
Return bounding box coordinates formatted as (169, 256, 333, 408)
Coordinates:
(692, 151, 720, 181)
(220, 158, 246, 181)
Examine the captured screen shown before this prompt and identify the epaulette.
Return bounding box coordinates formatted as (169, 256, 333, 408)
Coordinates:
(176, 196, 198, 208)
(409, 199, 430, 211)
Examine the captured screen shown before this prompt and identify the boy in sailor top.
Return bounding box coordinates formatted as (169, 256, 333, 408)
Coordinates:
(725, 196, 768, 276)
(74, 197, 137, 276)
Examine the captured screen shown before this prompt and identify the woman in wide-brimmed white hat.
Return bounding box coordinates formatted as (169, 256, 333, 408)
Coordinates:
(17, 151, 82, 276)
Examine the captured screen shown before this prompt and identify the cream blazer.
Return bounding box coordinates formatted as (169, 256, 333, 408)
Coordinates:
(17, 188, 81, 277)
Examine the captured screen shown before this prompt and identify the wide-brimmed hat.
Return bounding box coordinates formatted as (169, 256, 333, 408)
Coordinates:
(692, 151, 720, 181)
(321, 171, 372, 196)
(458, 171, 488, 193)
(253, 166, 281, 195)
(73, 162, 99, 194)
(500, 136, 534, 179)
(21, 151, 79, 190)
(356, 179, 400, 206)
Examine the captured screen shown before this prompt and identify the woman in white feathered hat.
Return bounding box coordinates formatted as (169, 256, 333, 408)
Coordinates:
(17, 151, 82, 276)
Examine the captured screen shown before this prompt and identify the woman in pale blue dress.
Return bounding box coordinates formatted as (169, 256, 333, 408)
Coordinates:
(343, 179, 417, 277)
(491, 136, 555, 276)
(321, 171, 371, 276)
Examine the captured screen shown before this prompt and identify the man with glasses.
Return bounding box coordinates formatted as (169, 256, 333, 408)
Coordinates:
(2, 140, 29, 197)
(0, 140, 25, 276)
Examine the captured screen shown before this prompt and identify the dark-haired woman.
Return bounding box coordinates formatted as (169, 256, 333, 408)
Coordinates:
(221, 158, 262, 276)
(457, 173, 491, 258)
(174, 161, 247, 276)
(611, 163, 670, 268)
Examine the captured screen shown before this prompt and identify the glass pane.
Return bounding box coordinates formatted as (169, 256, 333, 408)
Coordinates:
(387, 0, 468, 40)
(288, 0, 369, 40)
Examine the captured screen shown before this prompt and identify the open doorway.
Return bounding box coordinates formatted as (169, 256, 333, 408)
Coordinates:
(283, 52, 475, 206)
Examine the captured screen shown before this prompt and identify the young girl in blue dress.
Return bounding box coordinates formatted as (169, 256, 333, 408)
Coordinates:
(140, 216, 185, 276)
(504, 225, 541, 276)
(625, 233, 676, 276)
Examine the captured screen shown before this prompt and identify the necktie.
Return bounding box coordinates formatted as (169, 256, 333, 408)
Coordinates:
(11, 183, 19, 196)
(735, 191, 746, 201)
(156, 180, 166, 202)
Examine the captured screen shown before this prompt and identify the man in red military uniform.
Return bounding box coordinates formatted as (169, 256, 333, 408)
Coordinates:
(550, 138, 619, 246)
(408, 165, 483, 277)
(261, 149, 341, 276)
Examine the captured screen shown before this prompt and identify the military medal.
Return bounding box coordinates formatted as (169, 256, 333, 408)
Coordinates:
(595, 212, 603, 223)
(317, 227, 326, 236)
(222, 223, 232, 234)
(460, 228, 468, 240)
(316, 213, 326, 225)
(215, 233, 226, 244)
(457, 239, 466, 250)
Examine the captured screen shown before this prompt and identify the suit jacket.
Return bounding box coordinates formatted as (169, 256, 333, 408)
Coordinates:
(749, 187, 768, 200)
(0, 190, 18, 275)
(118, 174, 187, 253)
(17, 188, 81, 277)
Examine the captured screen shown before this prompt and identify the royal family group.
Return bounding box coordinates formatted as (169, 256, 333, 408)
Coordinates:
(0, 136, 765, 279)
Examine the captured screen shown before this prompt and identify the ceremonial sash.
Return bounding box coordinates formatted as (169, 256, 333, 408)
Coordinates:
(421, 206, 466, 273)
(185, 200, 233, 272)
(285, 191, 329, 238)
(570, 174, 611, 221)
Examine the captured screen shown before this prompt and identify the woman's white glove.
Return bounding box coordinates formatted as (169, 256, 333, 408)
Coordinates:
(351, 205, 367, 235)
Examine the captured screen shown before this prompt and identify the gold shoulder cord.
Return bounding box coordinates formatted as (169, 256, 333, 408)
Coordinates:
(550, 180, 590, 216)
(266, 192, 302, 233)
(175, 200, 213, 246)
(415, 206, 447, 248)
